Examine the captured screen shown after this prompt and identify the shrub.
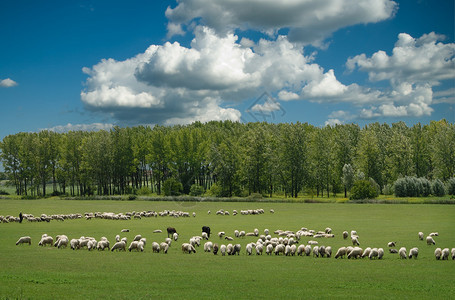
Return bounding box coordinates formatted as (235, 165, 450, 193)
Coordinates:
(248, 193, 263, 200)
(432, 179, 446, 197)
(0, 189, 9, 195)
(446, 178, 455, 195)
(350, 180, 378, 200)
(207, 183, 222, 197)
(394, 176, 432, 197)
(189, 184, 205, 196)
(137, 186, 152, 196)
(163, 178, 183, 196)
(418, 177, 431, 197)
(382, 183, 394, 195)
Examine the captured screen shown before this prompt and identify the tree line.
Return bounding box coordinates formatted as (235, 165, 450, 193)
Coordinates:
(0, 119, 454, 198)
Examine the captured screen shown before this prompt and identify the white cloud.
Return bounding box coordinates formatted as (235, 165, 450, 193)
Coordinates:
(166, 0, 397, 46)
(0, 78, 18, 88)
(250, 97, 281, 113)
(325, 118, 343, 126)
(302, 69, 347, 97)
(43, 123, 115, 133)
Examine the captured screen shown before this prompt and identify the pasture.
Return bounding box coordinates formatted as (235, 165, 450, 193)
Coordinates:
(0, 198, 454, 299)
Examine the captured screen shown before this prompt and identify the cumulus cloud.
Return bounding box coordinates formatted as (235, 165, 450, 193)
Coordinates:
(166, 0, 397, 46)
(0, 78, 18, 88)
(43, 123, 115, 133)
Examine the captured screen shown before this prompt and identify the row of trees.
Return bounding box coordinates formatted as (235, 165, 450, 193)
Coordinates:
(0, 119, 454, 197)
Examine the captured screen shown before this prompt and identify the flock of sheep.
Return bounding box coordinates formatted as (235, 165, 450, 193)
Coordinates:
(15, 225, 455, 261)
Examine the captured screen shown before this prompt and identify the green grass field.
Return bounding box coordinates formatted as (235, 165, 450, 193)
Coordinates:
(0, 198, 454, 299)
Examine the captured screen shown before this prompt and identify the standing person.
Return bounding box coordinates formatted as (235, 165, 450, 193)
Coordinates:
(19, 212, 23, 223)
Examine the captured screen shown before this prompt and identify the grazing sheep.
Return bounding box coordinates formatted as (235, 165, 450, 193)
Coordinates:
(246, 243, 254, 255)
(225, 236, 234, 241)
(97, 240, 109, 251)
(429, 232, 439, 237)
(204, 241, 213, 252)
(39, 236, 54, 247)
(256, 244, 263, 255)
(173, 233, 179, 241)
(389, 249, 398, 254)
(239, 231, 246, 238)
(441, 248, 450, 260)
(342, 231, 349, 239)
(70, 238, 80, 250)
(234, 230, 240, 238)
(369, 248, 379, 259)
(319, 245, 326, 258)
(266, 244, 274, 255)
(202, 232, 209, 240)
(115, 235, 120, 242)
(213, 243, 219, 255)
(121, 229, 129, 232)
(347, 247, 363, 259)
(208, 210, 211, 215)
(226, 244, 234, 255)
(308, 240, 318, 245)
(121, 237, 127, 244)
(434, 248, 442, 260)
(387, 242, 396, 247)
(270, 209, 275, 214)
(193, 212, 196, 217)
(153, 229, 162, 233)
(335, 247, 347, 259)
(160, 242, 169, 253)
(418, 232, 424, 240)
(55, 235, 69, 249)
(399, 247, 407, 259)
(304, 245, 312, 256)
(452, 248, 455, 260)
(264, 229, 269, 235)
(16, 236, 32, 245)
(87, 240, 97, 251)
(325, 227, 332, 234)
(133, 235, 142, 242)
(164, 238, 172, 246)
(408, 247, 419, 259)
(181, 243, 196, 254)
(362, 247, 372, 258)
(220, 244, 227, 256)
(111, 241, 126, 252)
(129, 241, 139, 252)
(297, 245, 305, 256)
(378, 248, 384, 259)
(254, 228, 259, 236)
(284, 245, 291, 256)
(325, 246, 332, 258)
(275, 244, 285, 256)
(290, 244, 297, 256)
(233, 244, 241, 255)
(152, 242, 160, 253)
(426, 236, 436, 245)
(313, 246, 319, 257)
(218, 231, 226, 239)
(350, 230, 358, 237)
(351, 236, 360, 246)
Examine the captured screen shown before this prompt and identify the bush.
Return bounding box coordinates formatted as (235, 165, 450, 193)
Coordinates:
(137, 186, 152, 196)
(446, 178, 455, 195)
(207, 183, 222, 197)
(189, 184, 205, 196)
(163, 178, 183, 196)
(432, 179, 446, 197)
(350, 180, 378, 200)
(382, 183, 394, 195)
(0, 189, 9, 195)
(248, 193, 263, 200)
(394, 176, 432, 197)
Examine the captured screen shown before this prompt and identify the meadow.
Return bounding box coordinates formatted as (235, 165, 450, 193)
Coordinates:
(0, 198, 454, 299)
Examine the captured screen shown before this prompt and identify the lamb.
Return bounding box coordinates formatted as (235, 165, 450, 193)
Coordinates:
(347, 247, 363, 259)
(129, 241, 139, 252)
(264, 229, 269, 235)
(111, 241, 126, 252)
(254, 228, 259, 236)
(368, 248, 379, 259)
(213, 243, 219, 255)
(160, 242, 169, 253)
(325, 227, 332, 234)
(39, 236, 54, 246)
(220, 244, 227, 256)
(378, 248, 384, 259)
(193, 212, 196, 217)
(441, 248, 450, 260)
(270, 209, 275, 213)
(418, 232, 424, 240)
(429, 232, 439, 237)
(434, 248, 442, 260)
(152, 242, 160, 253)
(181, 243, 196, 254)
(239, 231, 246, 238)
(121, 229, 129, 232)
(426, 236, 436, 245)
(256, 243, 263, 255)
(399, 247, 407, 259)
(225, 236, 234, 241)
(133, 235, 142, 242)
(387, 242, 396, 247)
(16, 236, 32, 245)
(204, 241, 213, 252)
(342, 231, 349, 239)
(408, 247, 419, 259)
(335, 247, 347, 259)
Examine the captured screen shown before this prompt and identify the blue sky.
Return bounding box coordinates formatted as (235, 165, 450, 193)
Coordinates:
(0, 0, 454, 140)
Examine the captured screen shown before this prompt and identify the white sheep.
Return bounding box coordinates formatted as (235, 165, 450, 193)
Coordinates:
(325, 246, 332, 258)
(218, 231, 225, 239)
(408, 247, 418, 259)
(204, 241, 213, 252)
(153, 229, 162, 233)
(97, 240, 109, 251)
(152, 242, 160, 253)
(16, 236, 31, 245)
(335, 247, 347, 259)
(160, 242, 169, 253)
(202, 232, 208, 240)
(418, 232, 424, 240)
(290, 244, 297, 256)
(246, 243, 254, 255)
(441, 248, 450, 260)
(275, 244, 285, 255)
(220, 244, 227, 256)
(342, 231, 349, 239)
(284, 245, 292, 256)
(325, 227, 332, 234)
(429, 232, 439, 237)
(193, 212, 196, 217)
(399, 247, 407, 259)
(313, 246, 319, 257)
(254, 228, 259, 236)
(319, 245, 326, 258)
(239, 231, 246, 238)
(234, 230, 239, 238)
(266, 244, 274, 255)
(347, 247, 363, 259)
(369, 248, 379, 259)
(426, 236, 436, 245)
(181, 243, 196, 254)
(256, 243, 263, 255)
(115, 235, 120, 242)
(70, 238, 80, 250)
(304, 245, 312, 256)
(351, 230, 358, 237)
(137, 240, 146, 252)
(226, 244, 234, 255)
(434, 248, 442, 260)
(165, 238, 172, 246)
(129, 241, 139, 252)
(232, 244, 241, 255)
(38, 236, 53, 247)
(264, 229, 269, 235)
(362, 247, 372, 258)
(351, 236, 360, 246)
(173, 233, 179, 241)
(111, 241, 126, 252)
(121, 229, 129, 232)
(378, 248, 384, 259)
(308, 240, 318, 245)
(387, 241, 396, 247)
(87, 240, 97, 251)
(133, 235, 142, 242)
(297, 245, 305, 256)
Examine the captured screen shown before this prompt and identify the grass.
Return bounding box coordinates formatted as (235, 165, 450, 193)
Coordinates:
(0, 198, 454, 299)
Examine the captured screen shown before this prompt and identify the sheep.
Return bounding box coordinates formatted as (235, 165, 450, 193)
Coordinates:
(208, 210, 211, 214)
(204, 241, 213, 252)
(256, 243, 263, 255)
(264, 229, 269, 235)
(347, 247, 363, 259)
(121, 237, 127, 244)
(39, 236, 54, 247)
(173, 233, 179, 241)
(152, 242, 161, 253)
(304, 245, 312, 256)
(133, 235, 142, 242)
(389, 249, 398, 254)
(202, 232, 209, 240)
(387, 242, 396, 247)
(325, 227, 332, 234)
(254, 228, 259, 236)
(160, 242, 169, 253)
(129, 241, 139, 252)
(121, 229, 129, 232)
(342, 231, 349, 240)
(319, 245, 326, 258)
(55, 235, 69, 249)
(246, 243, 254, 255)
(275, 244, 285, 255)
(234, 230, 240, 238)
(220, 244, 227, 256)
(137, 240, 146, 252)
(441, 248, 450, 260)
(325, 246, 332, 258)
(97, 240, 109, 251)
(266, 244, 274, 255)
(308, 240, 318, 245)
(153, 229, 162, 233)
(232, 244, 241, 255)
(351, 230, 358, 237)
(115, 235, 120, 242)
(418, 232, 424, 240)
(426, 236, 436, 245)
(213, 243, 219, 255)
(167, 227, 177, 238)
(378, 248, 384, 259)
(225, 236, 234, 241)
(270, 209, 275, 213)
(218, 231, 226, 239)
(399, 247, 407, 259)
(351, 236, 360, 246)
(226, 244, 234, 255)
(369, 248, 379, 259)
(297, 245, 305, 256)
(290, 244, 297, 256)
(181, 243, 196, 254)
(452, 248, 455, 260)
(193, 212, 196, 217)
(434, 248, 442, 260)
(429, 232, 439, 237)
(335, 247, 347, 259)
(70, 238, 80, 250)
(239, 231, 246, 238)
(87, 240, 97, 251)
(408, 247, 419, 259)
(111, 241, 126, 252)
(362, 247, 372, 258)
(313, 246, 319, 257)
(284, 245, 292, 256)
(16, 236, 32, 245)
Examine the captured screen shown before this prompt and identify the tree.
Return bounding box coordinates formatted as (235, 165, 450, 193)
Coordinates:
(342, 164, 354, 198)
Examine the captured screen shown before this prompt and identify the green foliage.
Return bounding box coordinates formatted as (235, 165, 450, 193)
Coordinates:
(350, 180, 378, 200)
(189, 184, 204, 196)
(446, 177, 455, 195)
(431, 179, 446, 197)
(382, 183, 394, 195)
(394, 176, 432, 197)
(0, 189, 9, 195)
(207, 183, 222, 197)
(137, 186, 152, 195)
(163, 178, 183, 196)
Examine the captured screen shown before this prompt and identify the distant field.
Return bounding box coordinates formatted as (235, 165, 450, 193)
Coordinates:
(0, 199, 454, 299)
